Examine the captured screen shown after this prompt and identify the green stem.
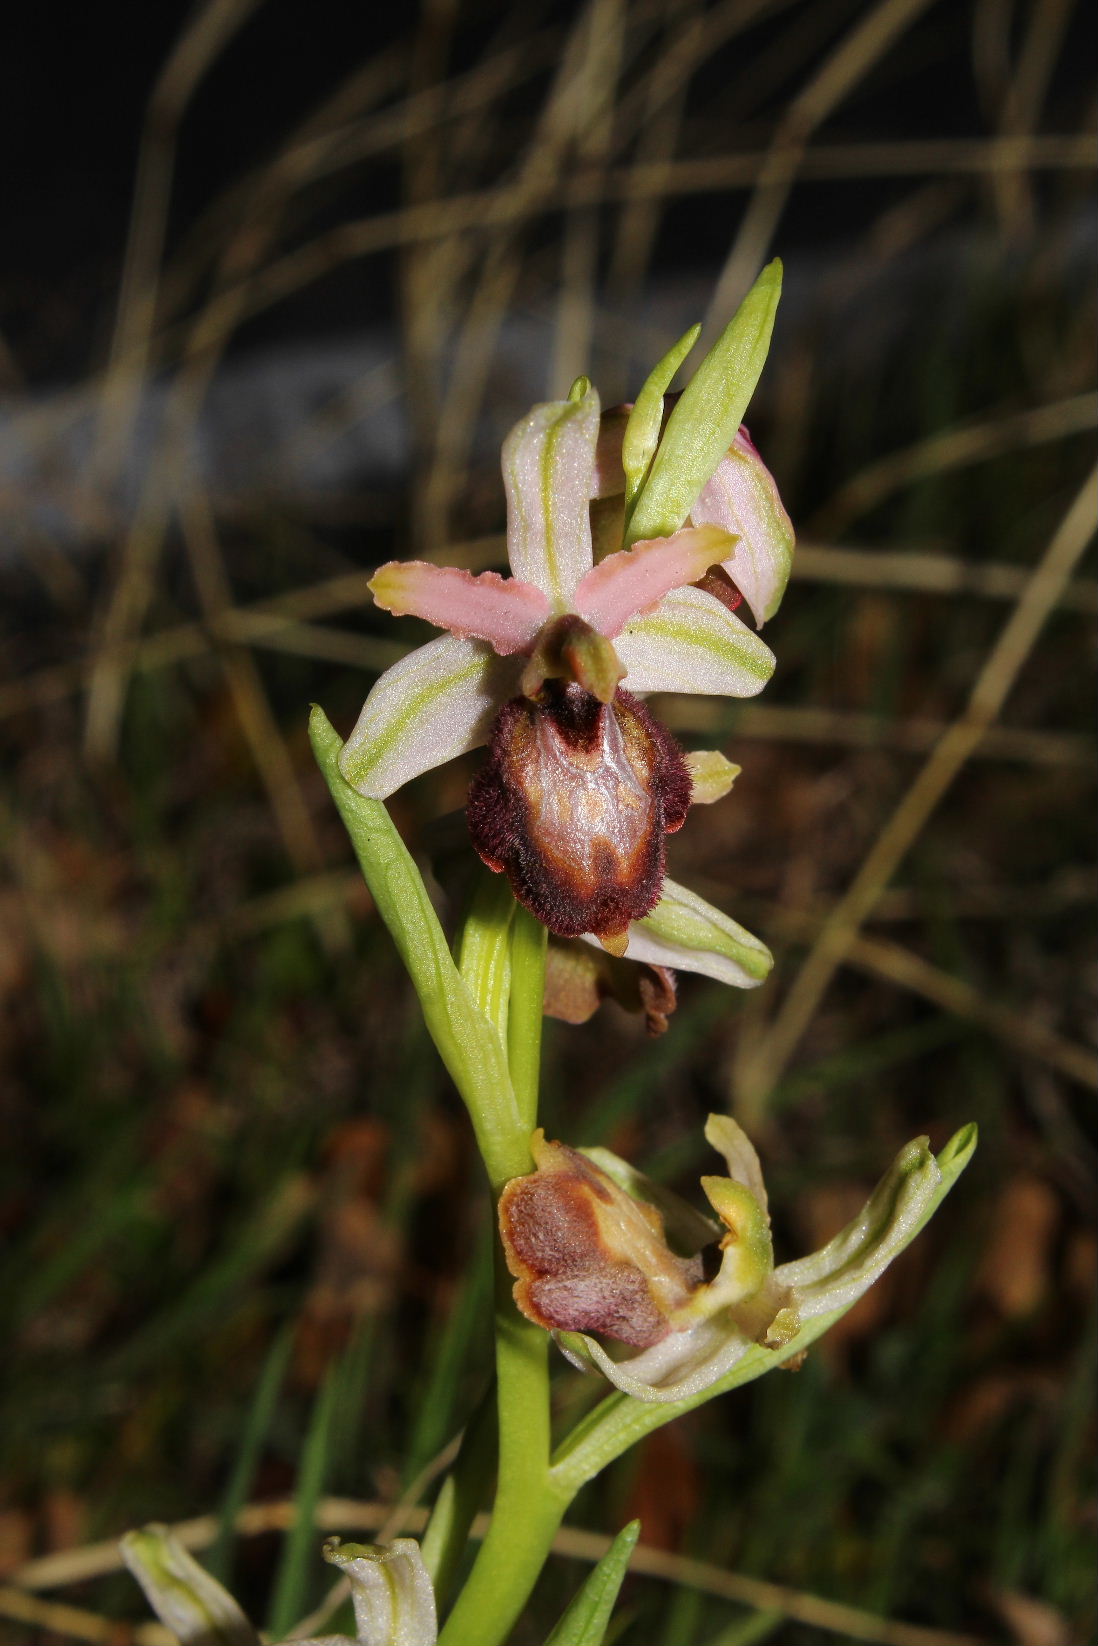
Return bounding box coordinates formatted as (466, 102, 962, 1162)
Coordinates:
(315, 704, 565, 1639)
(438, 887, 560, 1646)
(507, 906, 547, 1132)
(437, 1258, 568, 1646)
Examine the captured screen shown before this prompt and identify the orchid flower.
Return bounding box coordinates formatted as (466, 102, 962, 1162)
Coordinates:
(340, 263, 792, 955)
(499, 1118, 977, 1404)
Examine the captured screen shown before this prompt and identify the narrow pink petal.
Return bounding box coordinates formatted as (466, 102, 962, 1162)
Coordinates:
(573, 524, 737, 638)
(369, 560, 550, 655)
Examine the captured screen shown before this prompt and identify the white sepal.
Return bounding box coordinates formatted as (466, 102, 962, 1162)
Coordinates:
(691, 431, 795, 626)
(614, 584, 775, 698)
(624, 876, 773, 989)
(339, 634, 520, 799)
(502, 387, 601, 608)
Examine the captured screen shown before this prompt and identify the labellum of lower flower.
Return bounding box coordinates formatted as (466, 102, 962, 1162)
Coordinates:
(498, 1131, 704, 1348)
(499, 1117, 977, 1404)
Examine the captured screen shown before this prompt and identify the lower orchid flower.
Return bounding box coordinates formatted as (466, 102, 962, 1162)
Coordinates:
(499, 1118, 977, 1403)
(339, 263, 793, 959)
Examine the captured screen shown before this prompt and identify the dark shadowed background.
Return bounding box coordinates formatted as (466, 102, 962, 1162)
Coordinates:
(1, 2, 1095, 1643)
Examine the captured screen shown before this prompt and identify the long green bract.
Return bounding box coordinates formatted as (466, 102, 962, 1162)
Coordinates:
(626, 260, 782, 547)
(542, 1520, 640, 1646)
(622, 322, 700, 518)
(311, 706, 525, 1187)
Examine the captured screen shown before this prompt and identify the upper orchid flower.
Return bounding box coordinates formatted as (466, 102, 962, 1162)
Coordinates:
(339, 263, 792, 952)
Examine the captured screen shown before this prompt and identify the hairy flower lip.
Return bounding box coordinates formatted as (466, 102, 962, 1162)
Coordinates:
(466, 683, 691, 946)
(499, 1131, 702, 1349)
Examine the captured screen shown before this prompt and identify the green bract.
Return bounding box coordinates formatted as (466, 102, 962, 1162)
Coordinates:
(625, 260, 783, 546)
(622, 322, 700, 517)
(542, 1521, 640, 1646)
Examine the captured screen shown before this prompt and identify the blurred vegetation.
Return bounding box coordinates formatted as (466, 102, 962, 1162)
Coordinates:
(0, 1, 1094, 1644)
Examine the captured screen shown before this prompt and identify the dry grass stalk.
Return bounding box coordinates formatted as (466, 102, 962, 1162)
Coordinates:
(734, 468, 1098, 1115)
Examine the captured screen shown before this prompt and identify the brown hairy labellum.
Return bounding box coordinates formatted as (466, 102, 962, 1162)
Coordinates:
(499, 1132, 702, 1348)
(466, 682, 691, 949)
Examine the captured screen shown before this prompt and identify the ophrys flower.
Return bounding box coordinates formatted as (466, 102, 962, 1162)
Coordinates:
(339, 264, 791, 951)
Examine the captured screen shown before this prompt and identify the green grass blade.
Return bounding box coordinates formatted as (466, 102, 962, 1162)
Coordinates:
(265, 1367, 339, 1639)
(405, 1227, 493, 1482)
(207, 1321, 294, 1584)
(543, 1521, 641, 1646)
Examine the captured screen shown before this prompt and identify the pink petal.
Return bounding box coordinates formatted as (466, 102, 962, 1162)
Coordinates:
(369, 560, 550, 656)
(573, 524, 737, 639)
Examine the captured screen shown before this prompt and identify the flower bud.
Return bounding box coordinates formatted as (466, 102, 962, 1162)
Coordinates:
(121, 1526, 259, 1646)
(322, 1537, 438, 1646)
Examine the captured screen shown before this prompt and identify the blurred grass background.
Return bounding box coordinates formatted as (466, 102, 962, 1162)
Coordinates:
(0, 1, 1095, 1643)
